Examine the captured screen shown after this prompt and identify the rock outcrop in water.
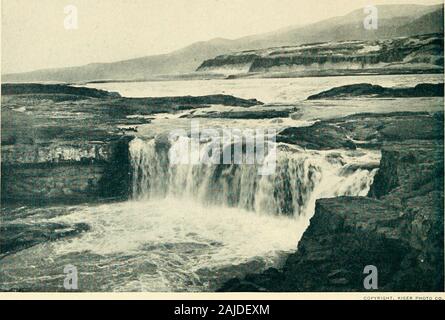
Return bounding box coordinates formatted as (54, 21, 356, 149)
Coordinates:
(277, 123, 357, 150)
(307, 83, 444, 100)
(182, 108, 294, 119)
(220, 112, 444, 292)
(279, 112, 444, 150)
(1, 83, 121, 99)
(0, 221, 90, 258)
(1, 84, 262, 203)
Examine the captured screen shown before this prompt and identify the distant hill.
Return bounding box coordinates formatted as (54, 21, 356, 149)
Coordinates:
(2, 38, 244, 83)
(3, 4, 443, 83)
(231, 4, 443, 48)
(395, 6, 444, 36)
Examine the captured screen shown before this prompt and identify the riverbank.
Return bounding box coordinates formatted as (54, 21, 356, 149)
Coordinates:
(220, 111, 444, 292)
(1, 83, 443, 292)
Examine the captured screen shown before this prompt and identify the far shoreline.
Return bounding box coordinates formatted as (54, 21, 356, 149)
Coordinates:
(1, 70, 444, 87)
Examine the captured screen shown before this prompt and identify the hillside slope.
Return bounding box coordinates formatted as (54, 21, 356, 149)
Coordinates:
(3, 4, 443, 82)
(233, 4, 443, 48)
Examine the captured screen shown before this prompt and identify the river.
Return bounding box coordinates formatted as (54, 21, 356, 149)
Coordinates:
(1, 74, 442, 291)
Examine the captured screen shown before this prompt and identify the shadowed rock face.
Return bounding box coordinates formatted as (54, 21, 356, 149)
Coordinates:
(0, 222, 90, 258)
(307, 83, 444, 100)
(182, 109, 292, 119)
(1, 137, 134, 203)
(277, 123, 357, 150)
(1, 83, 121, 99)
(220, 112, 444, 292)
(278, 111, 444, 150)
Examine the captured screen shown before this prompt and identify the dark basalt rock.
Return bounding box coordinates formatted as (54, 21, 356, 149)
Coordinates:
(184, 109, 291, 119)
(277, 123, 356, 150)
(278, 111, 444, 151)
(116, 94, 263, 109)
(0, 222, 90, 257)
(1, 137, 134, 203)
(307, 83, 385, 99)
(307, 82, 444, 100)
(1, 84, 263, 107)
(197, 54, 260, 69)
(220, 112, 444, 292)
(1, 83, 120, 99)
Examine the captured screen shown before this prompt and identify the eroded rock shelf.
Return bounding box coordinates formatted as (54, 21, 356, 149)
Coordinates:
(220, 112, 444, 292)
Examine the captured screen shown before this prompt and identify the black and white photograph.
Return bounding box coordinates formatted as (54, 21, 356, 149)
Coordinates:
(0, 0, 444, 297)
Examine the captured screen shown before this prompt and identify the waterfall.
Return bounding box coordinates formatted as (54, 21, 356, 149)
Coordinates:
(129, 135, 380, 218)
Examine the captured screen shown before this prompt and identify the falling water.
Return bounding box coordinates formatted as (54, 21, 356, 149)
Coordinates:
(0, 130, 380, 292)
(129, 135, 380, 218)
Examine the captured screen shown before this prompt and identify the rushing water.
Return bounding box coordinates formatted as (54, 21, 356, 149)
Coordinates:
(129, 136, 379, 216)
(1, 74, 442, 291)
(0, 138, 379, 292)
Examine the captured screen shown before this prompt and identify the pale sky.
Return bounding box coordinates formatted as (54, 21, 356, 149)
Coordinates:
(1, 0, 443, 74)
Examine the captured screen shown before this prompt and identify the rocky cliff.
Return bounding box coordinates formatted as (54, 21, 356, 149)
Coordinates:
(197, 34, 444, 77)
(220, 111, 444, 292)
(1, 138, 133, 203)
